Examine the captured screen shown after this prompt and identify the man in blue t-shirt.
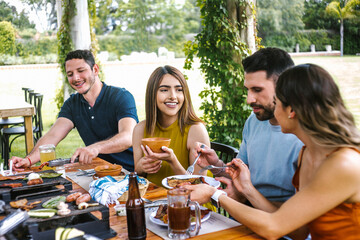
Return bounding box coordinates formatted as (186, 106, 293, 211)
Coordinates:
(11, 49, 138, 171)
(196, 48, 303, 207)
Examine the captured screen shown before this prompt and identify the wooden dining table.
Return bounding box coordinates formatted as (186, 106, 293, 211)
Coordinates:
(0, 98, 35, 155)
(60, 158, 263, 240)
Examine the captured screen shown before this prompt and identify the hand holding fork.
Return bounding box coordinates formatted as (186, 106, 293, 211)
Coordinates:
(198, 164, 236, 174)
(185, 144, 205, 175)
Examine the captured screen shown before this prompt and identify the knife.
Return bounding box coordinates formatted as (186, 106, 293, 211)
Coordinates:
(47, 157, 79, 167)
(144, 199, 167, 208)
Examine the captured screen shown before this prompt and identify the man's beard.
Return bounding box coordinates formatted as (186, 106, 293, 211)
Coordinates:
(250, 103, 275, 121)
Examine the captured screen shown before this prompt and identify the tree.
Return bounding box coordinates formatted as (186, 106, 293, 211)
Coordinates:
(21, 0, 58, 31)
(184, 0, 256, 147)
(111, 0, 193, 55)
(303, 0, 336, 29)
(0, 1, 35, 29)
(183, 0, 201, 33)
(113, 0, 158, 52)
(257, 0, 304, 51)
(326, 0, 360, 56)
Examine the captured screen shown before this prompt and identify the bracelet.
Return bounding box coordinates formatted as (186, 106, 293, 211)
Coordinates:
(25, 157, 32, 166)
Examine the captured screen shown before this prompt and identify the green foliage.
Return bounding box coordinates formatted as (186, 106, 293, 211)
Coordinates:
(98, 35, 126, 58)
(343, 19, 360, 54)
(295, 30, 337, 52)
(257, 0, 304, 40)
(17, 37, 58, 56)
(325, 0, 360, 19)
(326, 0, 360, 55)
(0, 1, 35, 30)
(114, 0, 158, 51)
(302, 0, 359, 54)
(17, 28, 37, 39)
(93, 0, 113, 34)
(57, 0, 74, 78)
(88, 0, 104, 81)
(303, 0, 336, 29)
(0, 21, 16, 55)
(109, 0, 200, 56)
(56, 0, 75, 110)
(262, 33, 297, 52)
(184, 0, 251, 147)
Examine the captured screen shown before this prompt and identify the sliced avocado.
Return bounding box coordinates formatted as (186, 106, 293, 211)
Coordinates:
(61, 228, 73, 240)
(55, 227, 65, 240)
(65, 228, 85, 239)
(28, 211, 55, 218)
(32, 208, 58, 213)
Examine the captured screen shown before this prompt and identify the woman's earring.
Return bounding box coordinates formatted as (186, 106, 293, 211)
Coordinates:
(288, 116, 292, 119)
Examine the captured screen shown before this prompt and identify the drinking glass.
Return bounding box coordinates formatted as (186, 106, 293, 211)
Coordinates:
(39, 144, 56, 170)
(167, 188, 201, 239)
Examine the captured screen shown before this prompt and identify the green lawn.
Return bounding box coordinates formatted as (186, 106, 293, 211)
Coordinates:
(1, 56, 359, 164)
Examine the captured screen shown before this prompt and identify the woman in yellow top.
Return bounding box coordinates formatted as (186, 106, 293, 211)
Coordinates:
(133, 65, 210, 186)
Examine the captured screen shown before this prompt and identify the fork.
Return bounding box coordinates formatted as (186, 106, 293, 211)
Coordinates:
(185, 144, 205, 175)
(199, 165, 236, 174)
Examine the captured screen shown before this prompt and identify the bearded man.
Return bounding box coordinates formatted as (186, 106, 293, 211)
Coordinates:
(196, 47, 304, 207)
(11, 49, 138, 171)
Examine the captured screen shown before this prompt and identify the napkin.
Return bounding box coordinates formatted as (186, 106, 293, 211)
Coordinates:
(89, 175, 147, 206)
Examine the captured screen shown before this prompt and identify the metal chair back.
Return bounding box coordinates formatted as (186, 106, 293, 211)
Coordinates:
(211, 141, 239, 164)
(210, 141, 239, 218)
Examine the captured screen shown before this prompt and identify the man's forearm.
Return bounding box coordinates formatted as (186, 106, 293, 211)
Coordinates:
(89, 133, 132, 154)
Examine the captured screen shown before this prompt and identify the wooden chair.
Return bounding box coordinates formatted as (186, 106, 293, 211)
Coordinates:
(210, 141, 239, 217)
(1, 93, 43, 165)
(0, 88, 33, 128)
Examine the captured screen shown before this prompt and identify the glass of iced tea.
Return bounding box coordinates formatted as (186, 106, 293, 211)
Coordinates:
(167, 188, 201, 239)
(39, 144, 56, 170)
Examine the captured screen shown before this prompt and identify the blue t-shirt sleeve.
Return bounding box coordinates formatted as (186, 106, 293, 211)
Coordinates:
(58, 95, 74, 121)
(115, 90, 138, 123)
(237, 118, 249, 164)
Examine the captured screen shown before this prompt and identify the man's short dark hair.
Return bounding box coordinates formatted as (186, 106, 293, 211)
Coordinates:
(242, 47, 294, 81)
(64, 49, 95, 70)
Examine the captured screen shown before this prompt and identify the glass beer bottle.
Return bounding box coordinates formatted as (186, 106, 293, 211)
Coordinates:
(126, 172, 146, 240)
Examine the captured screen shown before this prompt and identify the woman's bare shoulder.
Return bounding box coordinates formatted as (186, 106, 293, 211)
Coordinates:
(327, 147, 360, 177)
(133, 120, 146, 135)
(189, 122, 207, 131)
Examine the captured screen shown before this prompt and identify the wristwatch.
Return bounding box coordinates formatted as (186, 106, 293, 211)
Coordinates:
(211, 190, 227, 208)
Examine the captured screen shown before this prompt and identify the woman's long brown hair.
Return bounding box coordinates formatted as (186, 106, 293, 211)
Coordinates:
(145, 65, 203, 136)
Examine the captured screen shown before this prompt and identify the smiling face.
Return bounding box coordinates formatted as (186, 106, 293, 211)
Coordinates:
(156, 74, 184, 124)
(244, 70, 277, 123)
(65, 58, 98, 95)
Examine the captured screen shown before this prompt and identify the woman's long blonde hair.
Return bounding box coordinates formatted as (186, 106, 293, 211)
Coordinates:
(276, 64, 360, 150)
(145, 65, 203, 136)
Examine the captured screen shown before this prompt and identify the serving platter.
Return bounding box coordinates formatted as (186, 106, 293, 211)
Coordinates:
(162, 175, 220, 189)
(0, 170, 72, 203)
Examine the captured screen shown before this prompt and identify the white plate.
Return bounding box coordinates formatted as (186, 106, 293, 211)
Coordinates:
(149, 206, 211, 227)
(161, 175, 220, 189)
